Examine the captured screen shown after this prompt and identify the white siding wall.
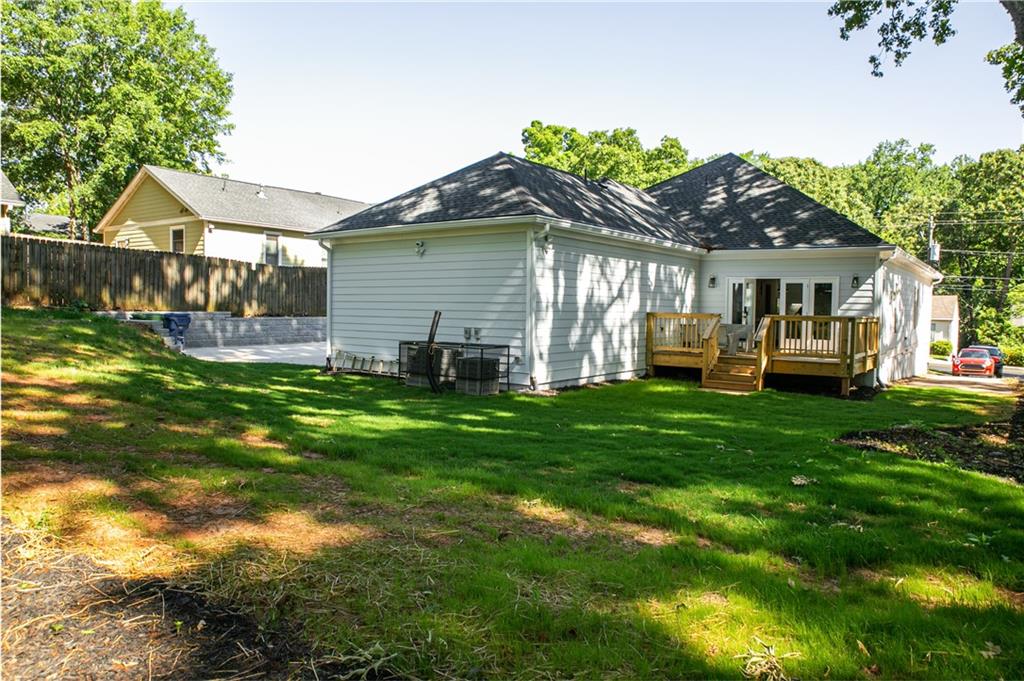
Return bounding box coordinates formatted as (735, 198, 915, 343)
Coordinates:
(205, 223, 325, 266)
(329, 229, 530, 386)
(698, 253, 878, 317)
(877, 259, 933, 383)
(533, 234, 699, 388)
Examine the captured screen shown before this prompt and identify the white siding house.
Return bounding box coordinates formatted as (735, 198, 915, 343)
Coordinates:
(316, 153, 939, 391)
(328, 226, 531, 386)
(533, 233, 700, 387)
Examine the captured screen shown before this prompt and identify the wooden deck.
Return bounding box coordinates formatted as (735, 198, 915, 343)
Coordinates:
(646, 312, 880, 394)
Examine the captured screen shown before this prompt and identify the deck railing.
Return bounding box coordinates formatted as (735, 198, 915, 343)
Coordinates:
(645, 312, 719, 375)
(648, 312, 719, 352)
(762, 315, 880, 386)
(647, 312, 880, 392)
(700, 316, 721, 385)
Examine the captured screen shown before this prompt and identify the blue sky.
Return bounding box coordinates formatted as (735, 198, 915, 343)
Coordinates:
(182, 1, 1022, 202)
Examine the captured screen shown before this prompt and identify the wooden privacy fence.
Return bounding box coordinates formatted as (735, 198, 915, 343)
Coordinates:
(1, 234, 326, 316)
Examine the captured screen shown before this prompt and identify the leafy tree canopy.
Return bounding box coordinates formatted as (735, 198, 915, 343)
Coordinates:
(1, 0, 233, 239)
(521, 121, 696, 188)
(827, 0, 1024, 117)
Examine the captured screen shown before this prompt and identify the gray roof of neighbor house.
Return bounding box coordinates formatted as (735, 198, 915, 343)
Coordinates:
(932, 295, 959, 321)
(26, 213, 71, 234)
(145, 165, 370, 234)
(646, 153, 888, 250)
(314, 153, 704, 248)
(1, 170, 26, 207)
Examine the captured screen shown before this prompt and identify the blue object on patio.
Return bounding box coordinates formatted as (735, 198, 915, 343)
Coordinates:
(162, 313, 191, 350)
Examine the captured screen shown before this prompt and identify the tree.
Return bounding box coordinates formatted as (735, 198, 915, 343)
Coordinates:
(757, 156, 875, 229)
(828, 0, 1024, 117)
(940, 147, 1024, 318)
(1, 0, 233, 239)
(521, 121, 698, 188)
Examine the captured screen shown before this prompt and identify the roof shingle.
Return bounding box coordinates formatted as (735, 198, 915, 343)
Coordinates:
(1, 170, 25, 207)
(145, 166, 369, 233)
(646, 153, 887, 250)
(315, 153, 704, 248)
(932, 295, 959, 320)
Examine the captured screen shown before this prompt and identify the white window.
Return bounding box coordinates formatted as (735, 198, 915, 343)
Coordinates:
(263, 233, 280, 265)
(170, 227, 185, 253)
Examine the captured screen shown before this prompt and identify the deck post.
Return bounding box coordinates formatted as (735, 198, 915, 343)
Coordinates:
(645, 312, 655, 377)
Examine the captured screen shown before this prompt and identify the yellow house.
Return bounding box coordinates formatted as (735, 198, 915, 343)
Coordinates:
(94, 165, 369, 266)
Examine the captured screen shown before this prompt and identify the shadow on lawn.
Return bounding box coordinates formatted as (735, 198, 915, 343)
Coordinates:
(3, 309, 1023, 678)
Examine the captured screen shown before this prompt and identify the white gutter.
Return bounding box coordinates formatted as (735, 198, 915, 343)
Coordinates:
(881, 246, 943, 283)
(703, 245, 897, 260)
(315, 214, 706, 255)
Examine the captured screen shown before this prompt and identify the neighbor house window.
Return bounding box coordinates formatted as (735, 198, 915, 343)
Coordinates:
(170, 227, 185, 253)
(263, 233, 280, 265)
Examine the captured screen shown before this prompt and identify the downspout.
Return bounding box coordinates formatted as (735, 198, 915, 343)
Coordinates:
(319, 238, 333, 368)
(525, 227, 539, 390)
(873, 250, 892, 389)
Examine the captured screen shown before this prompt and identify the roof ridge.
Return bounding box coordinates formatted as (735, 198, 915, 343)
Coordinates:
(144, 165, 368, 205)
(503, 152, 639, 190)
(644, 153, 743, 192)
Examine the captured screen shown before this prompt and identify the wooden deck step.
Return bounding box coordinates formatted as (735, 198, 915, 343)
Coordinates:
(707, 370, 757, 385)
(716, 354, 757, 367)
(702, 378, 757, 392)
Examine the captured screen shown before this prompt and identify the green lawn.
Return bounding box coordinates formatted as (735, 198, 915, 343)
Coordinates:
(3, 308, 1023, 679)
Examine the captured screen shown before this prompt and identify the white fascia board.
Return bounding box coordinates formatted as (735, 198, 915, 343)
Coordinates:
(315, 215, 541, 241)
(882, 247, 943, 283)
(317, 214, 706, 255)
(703, 245, 895, 261)
(203, 216, 318, 234)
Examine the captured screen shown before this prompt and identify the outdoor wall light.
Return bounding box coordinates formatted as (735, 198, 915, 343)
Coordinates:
(708, 275, 718, 289)
(415, 240, 426, 257)
(852, 275, 860, 288)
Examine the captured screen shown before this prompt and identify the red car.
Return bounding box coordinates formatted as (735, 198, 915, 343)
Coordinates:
(952, 348, 996, 377)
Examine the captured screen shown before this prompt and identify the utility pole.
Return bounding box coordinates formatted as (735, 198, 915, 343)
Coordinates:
(927, 214, 940, 264)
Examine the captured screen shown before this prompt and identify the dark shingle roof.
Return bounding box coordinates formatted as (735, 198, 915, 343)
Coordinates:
(315, 153, 703, 248)
(26, 213, 71, 234)
(646, 153, 886, 250)
(1, 170, 25, 206)
(146, 166, 370, 234)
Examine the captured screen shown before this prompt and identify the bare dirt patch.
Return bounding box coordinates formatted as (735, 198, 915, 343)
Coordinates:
(1, 521, 350, 680)
(837, 392, 1023, 483)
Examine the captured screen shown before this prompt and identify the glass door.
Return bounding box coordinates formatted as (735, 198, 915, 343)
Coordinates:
(727, 278, 756, 326)
(779, 279, 807, 347)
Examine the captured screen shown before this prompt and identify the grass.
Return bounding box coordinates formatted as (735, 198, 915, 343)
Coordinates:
(3, 307, 1023, 679)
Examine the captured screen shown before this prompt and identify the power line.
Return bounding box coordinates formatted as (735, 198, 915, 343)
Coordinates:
(941, 249, 1021, 256)
(941, 275, 1024, 280)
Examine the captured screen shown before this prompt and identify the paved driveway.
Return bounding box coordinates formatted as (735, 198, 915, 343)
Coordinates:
(185, 342, 326, 366)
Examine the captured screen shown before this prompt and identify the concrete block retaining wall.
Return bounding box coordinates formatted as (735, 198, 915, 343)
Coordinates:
(96, 311, 326, 348)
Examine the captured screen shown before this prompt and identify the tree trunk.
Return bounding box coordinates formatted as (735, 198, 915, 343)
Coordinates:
(1000, 0, 1024, 45)
(995, 239, 1018, 312)
(61, 153, 81, 240)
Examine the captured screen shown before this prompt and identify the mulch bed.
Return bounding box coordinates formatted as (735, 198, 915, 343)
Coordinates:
(837, 392, 1024, 484)
(0, 520, 352, 680)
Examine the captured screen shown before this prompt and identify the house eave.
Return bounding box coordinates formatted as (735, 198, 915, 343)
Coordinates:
(317, 215, 706, 254)
(703, 245, 895, 260)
